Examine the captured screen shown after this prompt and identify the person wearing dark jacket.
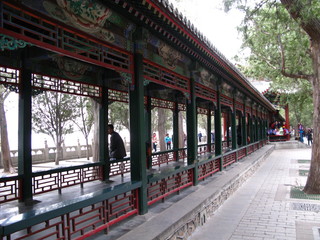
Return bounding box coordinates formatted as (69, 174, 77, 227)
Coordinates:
(108, 124, 127, 159)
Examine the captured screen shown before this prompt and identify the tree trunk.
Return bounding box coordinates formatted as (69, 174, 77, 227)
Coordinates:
(178, 112, 185, 148)
(91, 100, 99, 162)
(158, 108, 166, 151)
(0, 96, 15, 173)
(55, 139, 62, 165)
(303, 40, 320, 193)
(85, 137, 90, 160)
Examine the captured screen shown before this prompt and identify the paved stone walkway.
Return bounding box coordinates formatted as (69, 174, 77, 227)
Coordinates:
(189, 148, 320, 240)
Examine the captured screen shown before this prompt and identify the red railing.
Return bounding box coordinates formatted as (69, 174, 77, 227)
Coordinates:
(5, 188, 139, 240)
(0, 176, 20, 203)
(198, 158, 220, 180)
(223, 152, 236, 168)
(33, 165, 102, 194)
(147, 168, 193, 205)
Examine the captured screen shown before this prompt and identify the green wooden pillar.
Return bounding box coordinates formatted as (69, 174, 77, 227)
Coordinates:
(242, 99, 247, 146)
(207, 105, 212, 152)
(231, 111, 236, 149)
(186, 78, 198, 185)
(231, 94, 237, 149)
(255, 118, 258, 142)
(186, 79, 197, 165)
(99, 85, 109, 181)
(18, 67, 33, 203)
(146, 96, 152, 168)
(173, 102, 179, 160)
(242, 114, 247, 146)
(214, 85, 222, 156)
(248, 116, 252, 144)
(131, 27, 148, 214)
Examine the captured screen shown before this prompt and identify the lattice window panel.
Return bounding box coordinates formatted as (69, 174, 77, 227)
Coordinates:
(221, 95, 233, 107)
(143, 61, 189, 92)
(235, 101, 244, 113)
(0, 66, 19, 85)
(108, 89, 129, 103)
(32, 74, 101, 97)
(197, 107, 208, 115)
(2, 2, 131, 71)
(178, 103, 186, 111)
(195, 83, 216, 101)
(151, 98, 175, 109)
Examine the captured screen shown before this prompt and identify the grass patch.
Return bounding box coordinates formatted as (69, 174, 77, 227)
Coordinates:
(290, 186, 320, 201)
(297, 159, 311, 164)
(299, 169, 309, 176)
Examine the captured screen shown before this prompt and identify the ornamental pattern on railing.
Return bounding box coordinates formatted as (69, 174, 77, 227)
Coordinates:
(223, 152, 236, 167)
(33, 165, 102, 194)
(152, 151, 175, 167)
(7, 190, 138, 240)
(198, 158, 220, 180)
(32, 74, 101, 97)
(197, 144, 208, 155)
(1, 2, 131, 71)
(0, 177, 19, 203)
(237, 148, 246, 160)
(147, 169, 193, 205)
(110, 159, 131, 177)
(143, 61, 189, 92)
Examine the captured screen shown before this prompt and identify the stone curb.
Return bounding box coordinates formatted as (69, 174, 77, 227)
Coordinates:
(117, 144, 274, 240)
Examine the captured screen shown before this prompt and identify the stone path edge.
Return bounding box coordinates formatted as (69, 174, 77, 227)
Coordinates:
(117, 144, 275, 240)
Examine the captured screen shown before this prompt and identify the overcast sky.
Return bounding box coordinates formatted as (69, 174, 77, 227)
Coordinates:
(168, 0, 244, 62)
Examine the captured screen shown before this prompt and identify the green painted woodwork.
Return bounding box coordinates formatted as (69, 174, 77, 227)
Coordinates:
(215, 87, 222, 156)
(100, 86, 109, 181)
(0, 34, 33, 51)
(186, 78, 198, 185)
(18, 67, 33, 202)
(186, 80, 197, 165)
(130, 27, 148, 214)
(242, 115, 247, 146)
(207, 107, 212, 151)
(0, 181, 142, 236)
(173, 104, 179, 154)
(146, 96, 152, 169)
(231, 110, 237, 149)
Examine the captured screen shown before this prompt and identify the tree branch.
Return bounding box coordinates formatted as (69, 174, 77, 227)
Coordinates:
(280, 0, 320, 40)
(277, 32, 312, 80)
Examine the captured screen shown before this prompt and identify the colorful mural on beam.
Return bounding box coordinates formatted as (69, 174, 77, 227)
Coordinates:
(22, 0, 133, 50)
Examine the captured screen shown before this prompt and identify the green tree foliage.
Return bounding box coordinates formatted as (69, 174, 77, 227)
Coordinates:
(72, 97, 94, 160)
(235, 1, 313, 114)
(224, 0, 320, 193)
(108, 101, 129, 131)
(32, 91, 79, 165)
